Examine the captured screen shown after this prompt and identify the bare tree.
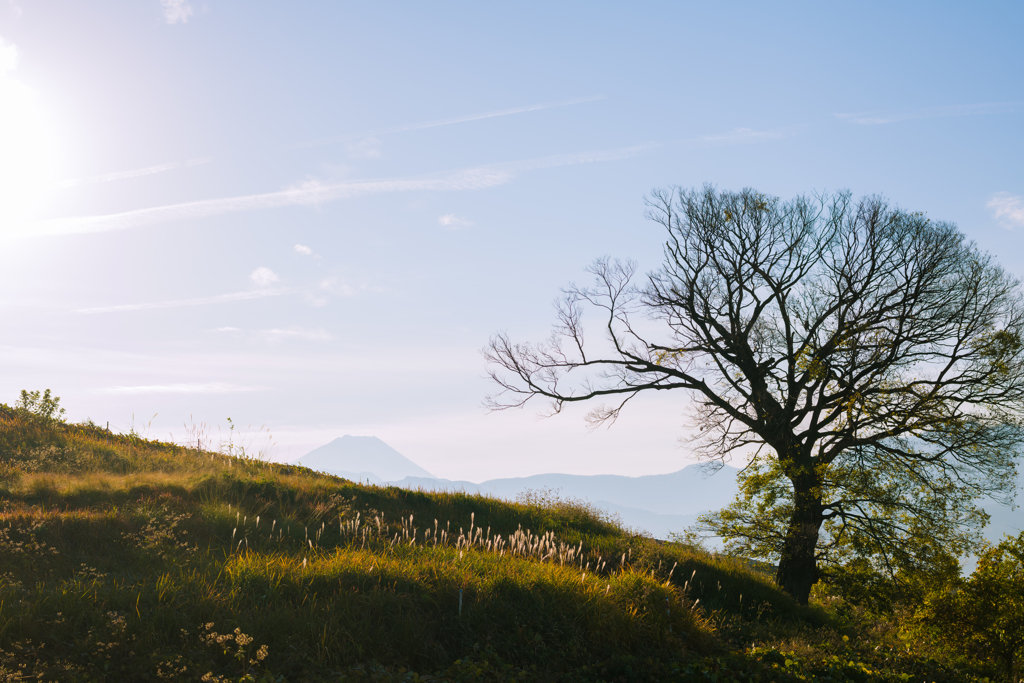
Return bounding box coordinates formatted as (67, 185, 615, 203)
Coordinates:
(485, 186, 1024, 604)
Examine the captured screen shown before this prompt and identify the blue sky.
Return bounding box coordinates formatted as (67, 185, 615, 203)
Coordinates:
(1, 1, 1022, 480)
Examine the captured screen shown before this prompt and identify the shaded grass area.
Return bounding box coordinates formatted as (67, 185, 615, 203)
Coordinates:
(0, 407, 995, 681)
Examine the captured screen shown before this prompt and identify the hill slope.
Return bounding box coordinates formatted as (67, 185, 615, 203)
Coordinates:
(0, 405, 996, 682)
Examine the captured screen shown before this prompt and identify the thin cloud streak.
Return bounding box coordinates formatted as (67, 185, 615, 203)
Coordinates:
(59, 157, 212, 188)
(28, 143, 654, 238)
(95, 382, 257, 395)
(288, 95, 606, 149)
(692, 126, 795, 145)
(217, 325, 333, 341)
(835, 101, 1024, 125)
(261, 327, 332, 340)
(76, 287, 291, 314)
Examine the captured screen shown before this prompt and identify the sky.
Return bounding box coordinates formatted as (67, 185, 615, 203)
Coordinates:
(1, 1, 1022, 481)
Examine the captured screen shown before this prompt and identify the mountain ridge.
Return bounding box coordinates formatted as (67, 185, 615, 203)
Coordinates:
(297, 435, 436, 481)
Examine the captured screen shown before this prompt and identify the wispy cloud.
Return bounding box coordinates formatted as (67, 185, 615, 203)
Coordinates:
(316, 277, 356, 296)
(218, 326, 333, 342)
(694, 127, 794, 145)
(76, 287, 290, 314)
(161, 0, 193, 24)
(259, 327, 333, 341)
(59, 157, 211, 189)
(345, 137, 382, 160)
(988, 192, 1024, 229)
(294, 244, 313, 255)
(79, 274, 363, 315)
(25, 143, 653, 238)
(835, 101, 1024, 125)
(288, 95, 606, 150)
(438, 213, 473, 229)
(95, 382, 257, 395)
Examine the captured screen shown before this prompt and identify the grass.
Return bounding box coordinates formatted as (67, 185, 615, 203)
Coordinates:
(0, 404, 1001, 681)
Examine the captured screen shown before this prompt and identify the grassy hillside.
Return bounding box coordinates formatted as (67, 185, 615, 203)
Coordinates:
(0, 403, 1000, 682)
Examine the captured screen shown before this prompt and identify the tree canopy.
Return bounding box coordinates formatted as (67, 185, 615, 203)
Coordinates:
(486, 186, 1024, 604)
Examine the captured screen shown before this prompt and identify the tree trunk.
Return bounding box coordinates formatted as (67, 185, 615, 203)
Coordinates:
(775, 475, 823, 605)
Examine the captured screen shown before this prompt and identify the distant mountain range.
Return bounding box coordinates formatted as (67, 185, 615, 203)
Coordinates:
(297, 436, 1023, 546)
(391, 468, 738, 539)
(296, 435, 738, 539)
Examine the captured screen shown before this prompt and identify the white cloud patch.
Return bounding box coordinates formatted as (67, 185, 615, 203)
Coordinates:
(250, 267, 280, 287)
(438, 213, 473, 229)
(988, 192, 1024, 229)
(22, 143, 654, 238)
(160, 0, 193, 24)
(835, 101, 1024, 125)
(77, 287, 289, 314)
(95, 382, 257, 395)
(294, 244, 313, 255)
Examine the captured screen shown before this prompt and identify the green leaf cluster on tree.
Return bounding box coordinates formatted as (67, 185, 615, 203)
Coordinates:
(487, 186, 1024, 604)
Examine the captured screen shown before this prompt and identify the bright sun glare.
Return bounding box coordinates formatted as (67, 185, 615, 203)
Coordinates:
(0, 37, 55, 232)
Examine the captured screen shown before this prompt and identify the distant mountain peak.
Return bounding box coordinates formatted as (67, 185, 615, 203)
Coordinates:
(297, 435, 436, 481)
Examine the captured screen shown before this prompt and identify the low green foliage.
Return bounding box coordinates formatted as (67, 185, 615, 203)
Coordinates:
(916, 531, 1024, 683)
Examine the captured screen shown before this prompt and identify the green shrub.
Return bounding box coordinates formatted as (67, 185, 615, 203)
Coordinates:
(917, 531, 1024, 682)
